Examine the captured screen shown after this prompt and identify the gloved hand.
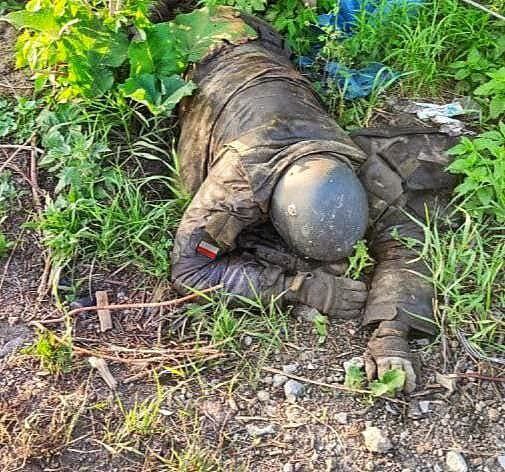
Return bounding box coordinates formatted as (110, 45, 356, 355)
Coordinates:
(364, 321, 416, 393)
(286, 269, 367, 319)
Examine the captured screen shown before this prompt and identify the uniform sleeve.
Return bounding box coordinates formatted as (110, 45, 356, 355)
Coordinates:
(353, 128, 458, 335)
(171, 154, 291, 301)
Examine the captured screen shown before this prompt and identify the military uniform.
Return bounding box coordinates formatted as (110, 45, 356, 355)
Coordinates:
(171, 12, 457, 349)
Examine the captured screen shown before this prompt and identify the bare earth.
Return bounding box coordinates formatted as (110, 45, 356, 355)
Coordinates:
(1, 24, 504, 472)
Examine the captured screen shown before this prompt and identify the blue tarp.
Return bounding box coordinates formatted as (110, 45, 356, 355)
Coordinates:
(301, 0, 421, 99)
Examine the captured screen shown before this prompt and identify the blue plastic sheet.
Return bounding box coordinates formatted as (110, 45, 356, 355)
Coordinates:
(300, 0, 422, 99)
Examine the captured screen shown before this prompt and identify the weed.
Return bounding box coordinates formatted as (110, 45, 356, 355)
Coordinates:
(345, 239, 374, 280)
(313, 313, 328, 344)
(339, 0, 501, 96)
(418, 210, 505, 355)
(23, 330, 73, 374)
(4, 3, 255, 114)
(447, 123, 505, 221)
(369, 369, 406, 396)
(344, 365, 365, 389)
(0, 171, 17, 257)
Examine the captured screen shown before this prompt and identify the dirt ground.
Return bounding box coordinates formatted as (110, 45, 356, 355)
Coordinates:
(1, 23, 505, 472)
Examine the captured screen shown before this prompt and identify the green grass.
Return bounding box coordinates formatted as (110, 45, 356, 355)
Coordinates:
(417, 209, 505, 355)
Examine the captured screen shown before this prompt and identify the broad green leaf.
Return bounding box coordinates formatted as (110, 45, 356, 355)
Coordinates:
(344, 365, 365, 389)
(173, 6, 257, 63)
(370, 368, 406, 397)
(4, 9, 59, 34)
(489, 96, 505, 120)
(128, 22, 183, 77)
(120, 73, 196, 115)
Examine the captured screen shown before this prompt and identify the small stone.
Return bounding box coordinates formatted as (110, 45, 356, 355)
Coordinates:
(228, 398, 239, 411)
(343, 356, 364, 373)
(498, 456, 505, 470)
(487, 408, 500, 421)
(273, 373, 288, 388)
(257, 390, 270, 402)
(362, 426, 392, 453)
(419, 400, 431, 414)
(262, 375, 273, 385)
(243, 335, 253, 347)
(446, 451, 468, 472)
(245, 423, 276, 437)
(282, 363, 299, 374)
(283, 464, 294, 472)
(284, 380, 305, 402)
(436, 372, 457, 394)
(306, 362, 317, 370)
(335, 412, 348, 425)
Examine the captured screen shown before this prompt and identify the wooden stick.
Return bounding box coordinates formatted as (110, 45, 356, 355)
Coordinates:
(37, 285, 223, 324)
(67, 284, 222, 317)
(95, 291, 113, 332)
(459, 0, 505, 20)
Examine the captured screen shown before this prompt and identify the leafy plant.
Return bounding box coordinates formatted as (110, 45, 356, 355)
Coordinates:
(0, 99, 16, 138)
(344, 365, 365, 389)
(313, 313, 328, 344)
(474, 67, 505, 120)
(447, 124, 505, 221)
(23, 330, 73, 374)
(345, 239, 374, 280)
(4, 3, 256, 114)
(369, 368, 406, 396)
(203, 0, 268, 13)
(265, 0, 317, 54)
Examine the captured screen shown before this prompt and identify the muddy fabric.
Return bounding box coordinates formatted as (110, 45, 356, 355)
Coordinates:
(172, 13, 366, 301)
(171, 12, 457, 334)
(351, 128, 458, 334)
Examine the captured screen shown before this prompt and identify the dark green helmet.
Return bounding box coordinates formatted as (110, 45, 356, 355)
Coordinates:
(270, 155, 368, 261)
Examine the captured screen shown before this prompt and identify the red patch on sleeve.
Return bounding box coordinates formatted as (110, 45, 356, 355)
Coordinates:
(197, 240, 219, 260)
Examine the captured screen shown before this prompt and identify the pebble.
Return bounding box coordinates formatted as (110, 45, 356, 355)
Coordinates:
(283, 464, 294, 472)
(284, 379, 305, 402)
(498, 456, 505, 470)
(487, 408, 500, 421)
(335, 412, 348, 425)
(282, 363, 299, 374)
(362, 426, 392, 453)
(243, 335, 253, 347)
(273, 373, 288, 388)
(257, 390, 270, 402)
(245, 423, 276, 437)
(419, 400, 431, 414)
(446, 451, 468, 472)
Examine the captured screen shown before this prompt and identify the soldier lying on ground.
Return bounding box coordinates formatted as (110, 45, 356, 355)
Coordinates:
(168, 9, 457, 392)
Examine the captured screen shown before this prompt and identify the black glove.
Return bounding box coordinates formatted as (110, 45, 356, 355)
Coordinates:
(286, 269, 367, 319)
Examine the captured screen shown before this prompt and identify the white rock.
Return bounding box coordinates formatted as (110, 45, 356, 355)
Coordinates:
(282, 363, 299, 374)
(273, 373, 288, 388)
(497, 456, 505, 470)
(362, 426, 392, 453)
(284, 379, 305, 402)
(257, 390, 270, 402)
(446, 451, 468, 472)
(343, 356, 364, 373)
(335, 412, 348, 425)
(245, 423, 276, 437)
(283, 464, 294, 472)
(419, 400, 431, 414)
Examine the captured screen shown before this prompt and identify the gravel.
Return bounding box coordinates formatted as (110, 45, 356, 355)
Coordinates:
(446, 451, 468, 472)
(362, 426, 393, 453)
(284, 379, 304, 402)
